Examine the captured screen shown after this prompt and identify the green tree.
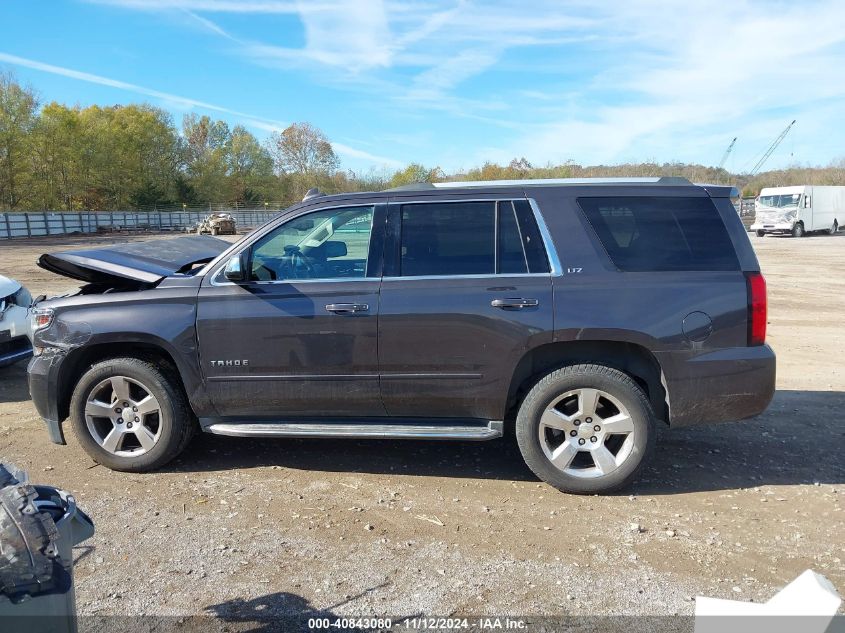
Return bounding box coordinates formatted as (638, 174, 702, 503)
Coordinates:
(0, 72, 38, 209)
(180, 113, 230, 204)
(75, 104, 179, 209)
(225, 125, 276, 204)
(30, 102, 83, 210)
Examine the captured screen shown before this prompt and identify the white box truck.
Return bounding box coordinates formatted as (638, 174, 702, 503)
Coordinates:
(751, 185, 844, 237)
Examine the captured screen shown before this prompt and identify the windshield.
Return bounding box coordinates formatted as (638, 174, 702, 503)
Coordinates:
(758, 193, 801, 208)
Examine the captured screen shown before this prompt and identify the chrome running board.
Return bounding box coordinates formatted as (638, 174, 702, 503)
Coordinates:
(203, 419, 503, 441)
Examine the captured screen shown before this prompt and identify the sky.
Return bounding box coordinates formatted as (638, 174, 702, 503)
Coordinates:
(1, 0, 845, 174)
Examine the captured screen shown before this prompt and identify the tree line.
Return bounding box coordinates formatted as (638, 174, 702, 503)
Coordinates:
(2, 71, 844, 212)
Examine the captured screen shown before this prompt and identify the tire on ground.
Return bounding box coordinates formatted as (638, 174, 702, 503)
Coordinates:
(69, 357, 194, 472)
(515, 363, 657, 494)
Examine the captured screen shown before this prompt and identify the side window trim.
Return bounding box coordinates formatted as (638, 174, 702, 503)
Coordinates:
(211, 203, 386, 285)
(527, 198, 563, 276)
(496, 200, 529, 274)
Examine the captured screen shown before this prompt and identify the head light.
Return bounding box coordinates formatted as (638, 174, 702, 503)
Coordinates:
(31, 307, 54, 331)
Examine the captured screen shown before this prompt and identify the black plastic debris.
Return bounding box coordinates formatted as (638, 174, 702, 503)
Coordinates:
(0, 462, 95, 633)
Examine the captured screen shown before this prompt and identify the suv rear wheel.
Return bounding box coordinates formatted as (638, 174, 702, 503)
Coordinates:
(515, 364, 656, 494)
(69, 357, 194, 472)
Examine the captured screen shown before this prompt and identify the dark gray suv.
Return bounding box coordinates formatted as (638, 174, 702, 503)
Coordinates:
(28, 177, 775, 493)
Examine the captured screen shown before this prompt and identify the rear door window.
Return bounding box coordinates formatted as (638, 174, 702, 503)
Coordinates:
(400, 201, 496, 276)
(577, 197, 739, 272)
(397, 200, 550, 277)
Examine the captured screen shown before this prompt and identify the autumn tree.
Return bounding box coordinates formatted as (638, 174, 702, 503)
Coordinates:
(388, 163, 443, 188)
(267, 122, 339, 175)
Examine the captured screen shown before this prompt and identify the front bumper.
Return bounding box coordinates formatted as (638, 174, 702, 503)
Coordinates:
(750, 220, 795, 232)
(0, 303, 32, 367)
(657, 344, 776, 428)
(0, 335, 32, 367)
(27, 352, 67, 444)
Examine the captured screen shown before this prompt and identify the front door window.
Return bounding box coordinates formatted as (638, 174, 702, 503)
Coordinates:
(250, 205, 375, 281)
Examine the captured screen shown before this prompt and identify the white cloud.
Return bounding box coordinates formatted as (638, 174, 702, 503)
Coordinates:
(48, 0, 845, 168)
(0, 51, 246, 114)
(295, 0, 392, 70)
(0, 51, 401, 167)
(86, 0, 304, 13)
(499, 0, 845, 167)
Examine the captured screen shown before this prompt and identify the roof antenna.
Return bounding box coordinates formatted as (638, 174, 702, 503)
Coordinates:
(302, 187, 323, 202)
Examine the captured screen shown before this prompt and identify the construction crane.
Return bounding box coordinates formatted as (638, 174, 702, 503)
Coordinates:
(718, 137, 737, 170)
(749, 120, 797, 175)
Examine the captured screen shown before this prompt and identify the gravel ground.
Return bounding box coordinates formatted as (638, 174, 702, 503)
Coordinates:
(0, 230, 843, 621)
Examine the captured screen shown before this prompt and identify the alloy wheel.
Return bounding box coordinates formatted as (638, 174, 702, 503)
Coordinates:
(538, 387, 636, 479)
(84, 376, 162, 456)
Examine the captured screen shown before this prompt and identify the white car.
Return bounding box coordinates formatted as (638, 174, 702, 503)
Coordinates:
(0, 274, 32, 367)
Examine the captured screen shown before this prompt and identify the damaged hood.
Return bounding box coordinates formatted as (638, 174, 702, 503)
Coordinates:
(38, 235, 230, 285)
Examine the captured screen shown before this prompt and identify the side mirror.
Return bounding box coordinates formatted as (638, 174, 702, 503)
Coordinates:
(804, 196, 811, 208)
(224, 253, 247, 282)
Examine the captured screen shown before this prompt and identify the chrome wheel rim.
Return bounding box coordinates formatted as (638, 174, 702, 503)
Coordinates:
(85, 376, 162, 456)
(538, 388, 636, 479)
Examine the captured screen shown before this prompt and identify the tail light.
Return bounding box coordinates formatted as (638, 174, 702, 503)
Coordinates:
(745, 272, 767, 346)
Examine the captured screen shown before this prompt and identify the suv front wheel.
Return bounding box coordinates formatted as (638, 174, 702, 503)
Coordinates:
(69, 357, 194, 472)
(515, 364, 656, 494)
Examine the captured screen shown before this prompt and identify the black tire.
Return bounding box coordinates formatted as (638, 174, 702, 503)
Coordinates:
(792, 222, 805, 238)
(515, 364, 656, 494)
(756, 230, 766, 237)
(69, 357, 194, 472)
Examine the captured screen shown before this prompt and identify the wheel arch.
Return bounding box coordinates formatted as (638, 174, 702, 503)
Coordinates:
(505, 340, 668, 426)
(56, 340, 189, 423)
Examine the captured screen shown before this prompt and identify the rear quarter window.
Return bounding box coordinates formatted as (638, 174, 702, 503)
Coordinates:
(577, 196, 739, 272)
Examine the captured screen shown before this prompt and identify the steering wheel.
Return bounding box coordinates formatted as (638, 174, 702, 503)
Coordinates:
(282, 245, 315, 279)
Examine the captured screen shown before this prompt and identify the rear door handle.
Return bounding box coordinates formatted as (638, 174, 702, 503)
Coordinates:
(325, 303, 369, 313)
(491, 298, 539, 309)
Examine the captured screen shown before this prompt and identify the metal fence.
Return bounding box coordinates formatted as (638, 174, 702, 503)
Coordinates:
(0, 210, 280, 240)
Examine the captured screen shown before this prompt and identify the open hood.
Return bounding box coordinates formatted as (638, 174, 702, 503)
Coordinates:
(38, 235, 230, 285)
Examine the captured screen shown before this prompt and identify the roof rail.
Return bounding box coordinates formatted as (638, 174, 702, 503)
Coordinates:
(431, 176, 691, 188)
(382, 177, 692, 192)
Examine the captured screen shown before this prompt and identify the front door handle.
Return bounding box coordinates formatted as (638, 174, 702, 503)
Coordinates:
(491, 298, 539, 309)
(325, 303, 369, 313)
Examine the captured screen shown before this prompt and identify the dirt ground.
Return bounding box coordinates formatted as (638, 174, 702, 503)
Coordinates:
(0, 230, 842, 621)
